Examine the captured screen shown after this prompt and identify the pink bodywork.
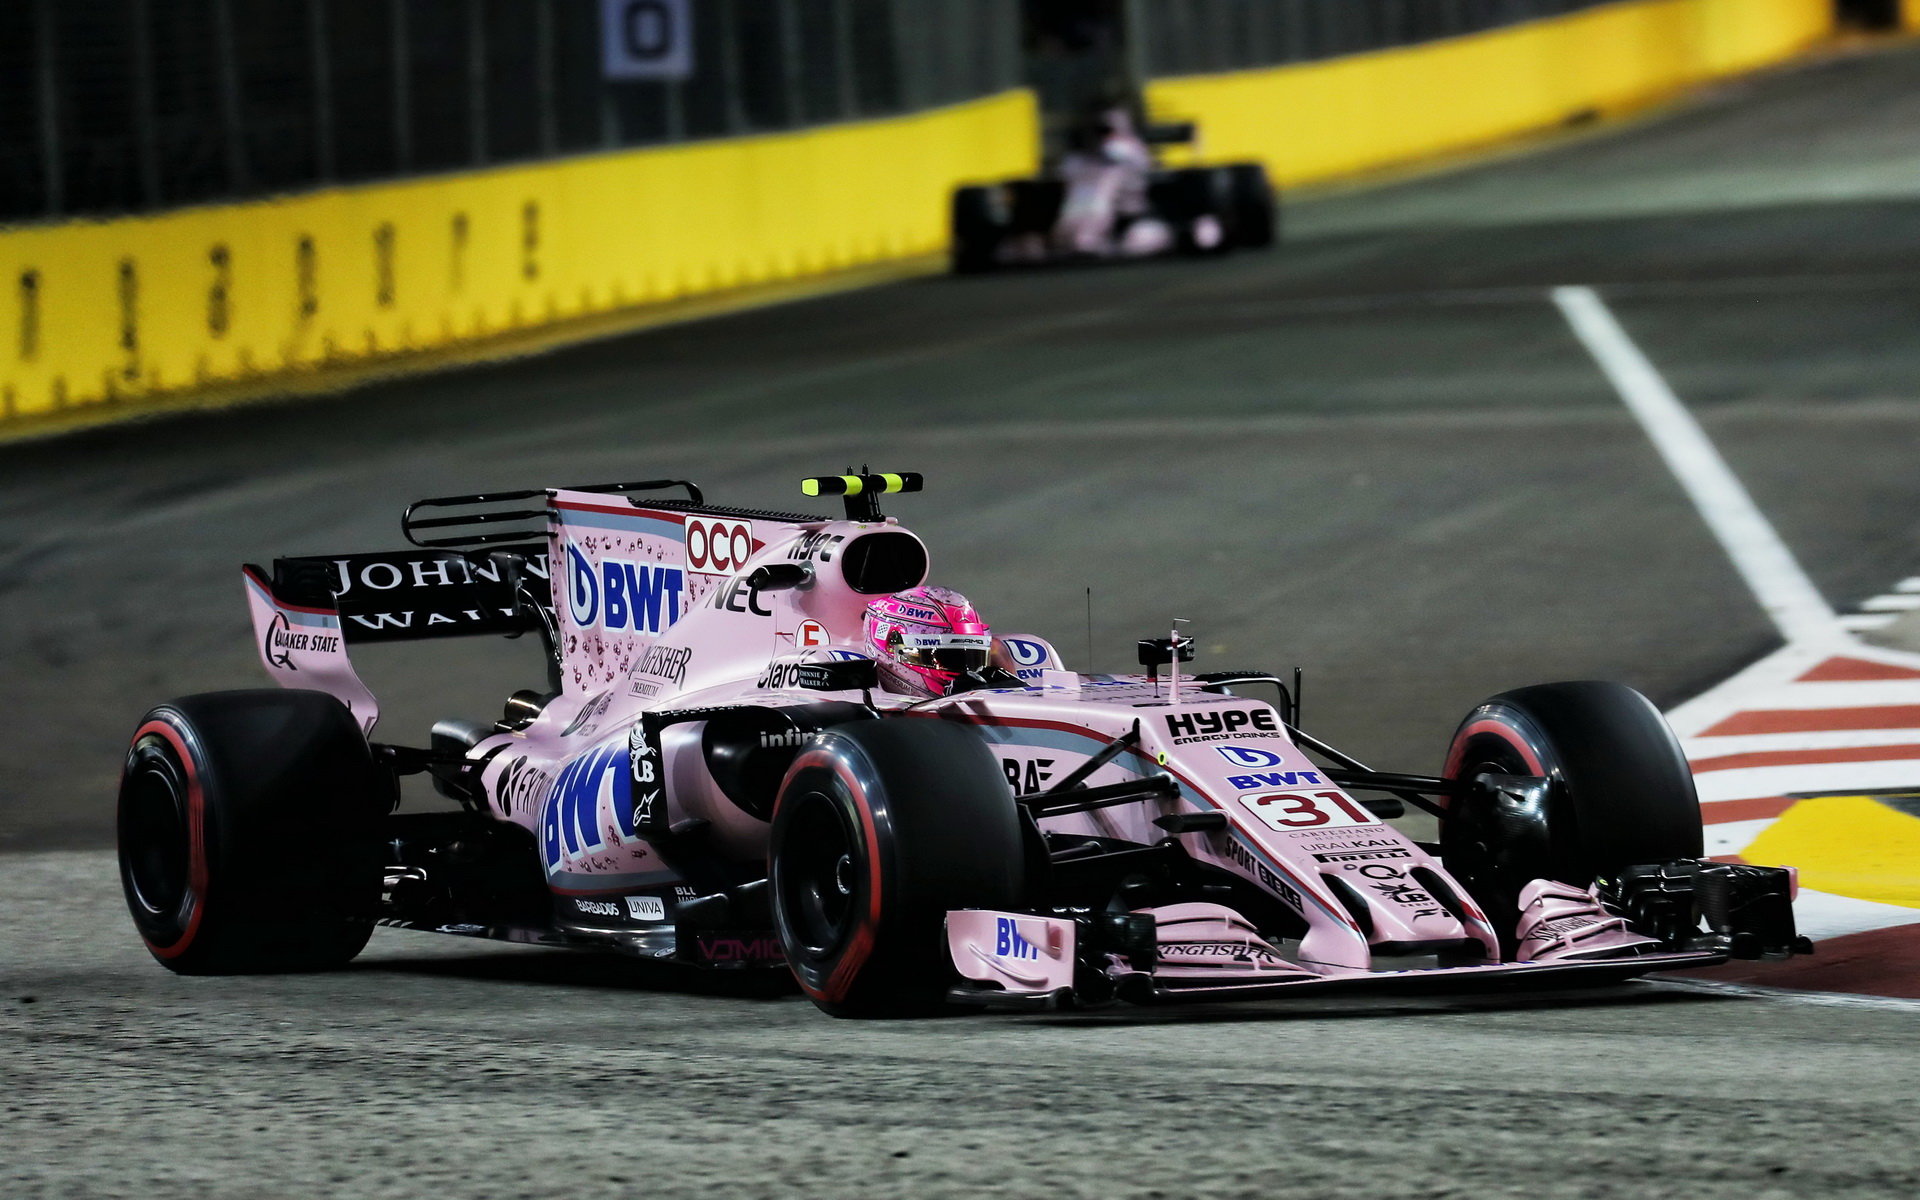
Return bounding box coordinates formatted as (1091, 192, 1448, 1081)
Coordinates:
(243, 491, 1720, 1001)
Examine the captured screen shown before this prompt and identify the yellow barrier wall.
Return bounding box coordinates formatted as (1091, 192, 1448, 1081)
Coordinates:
(0, 90, 1037, 422)
(1147, 0, 1832, 188)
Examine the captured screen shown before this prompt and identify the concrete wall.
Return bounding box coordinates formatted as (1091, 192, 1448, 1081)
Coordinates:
(1145, 0, 1834, 187)
(0, 90, 1038, 427)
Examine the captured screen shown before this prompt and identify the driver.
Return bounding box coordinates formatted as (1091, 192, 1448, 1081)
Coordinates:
(863, 586, 1007, 698)
(1054, 104, 1172, 258)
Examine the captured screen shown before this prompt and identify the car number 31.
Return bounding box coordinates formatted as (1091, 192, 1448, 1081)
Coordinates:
(1237, 790, 1377, 831)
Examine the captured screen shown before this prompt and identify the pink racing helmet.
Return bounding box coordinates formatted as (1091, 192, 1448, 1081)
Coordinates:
(862, 585, 991, 698)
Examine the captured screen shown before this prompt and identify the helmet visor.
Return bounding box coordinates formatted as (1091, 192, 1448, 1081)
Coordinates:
(892, 631, 991, 676)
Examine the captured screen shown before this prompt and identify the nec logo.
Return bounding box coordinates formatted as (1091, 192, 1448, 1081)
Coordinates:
(565, 542, 684, 634)
(712, 574, 773, 617)
(1164, 708, 1281, 743)
(685, 518, 755, 577)
(995, 917, 1040, 961)
(1217, 745, 1285, 768)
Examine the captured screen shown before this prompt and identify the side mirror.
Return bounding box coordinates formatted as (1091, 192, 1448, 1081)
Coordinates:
(747, 563, 811, 592)
(1142, 121, 1197, 146)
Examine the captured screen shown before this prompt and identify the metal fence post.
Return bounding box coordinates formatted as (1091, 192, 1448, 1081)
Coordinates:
(467, 0, 488, 165)
(1120, 0, 1153, 95)
(310, 0, 337, 182)
(719, 0, 747, 132)
(32, 0, 63, 216)
(130, 0, 160, 209)
(665, 76, 686, 142)
(831, 0, 858, 117)
(391, 0, 414, 171)
(535, 0, 558, 156)
(777, 0, 804, 128)
(212, 0, 251, 194)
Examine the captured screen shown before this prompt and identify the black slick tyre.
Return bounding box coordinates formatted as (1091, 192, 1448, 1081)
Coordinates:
(117, 689, 389, 973)
(1159, 167, 1234, 255)
(1225, 162, 1277, 248)
(769, 718, 1025, 1018)
(950, 185, 1003, 274)
(1439, 680, 1703, 952)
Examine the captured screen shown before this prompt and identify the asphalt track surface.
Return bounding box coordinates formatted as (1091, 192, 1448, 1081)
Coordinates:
(7, 41, 1920, 1200)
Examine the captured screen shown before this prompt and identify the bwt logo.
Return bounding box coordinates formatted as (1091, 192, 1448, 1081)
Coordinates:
(541, 742, 632, 869)
(566, 542, 683, 634)
(1216, 744, 1286, 768)
(995, 917, 1040, 961)
(1227, 770, 1324, 790)
(1004, 638, 1048, 668)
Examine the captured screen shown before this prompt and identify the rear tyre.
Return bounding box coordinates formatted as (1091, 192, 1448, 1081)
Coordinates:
(1159, 168, 1235, 255)
(770, 718, 1025, 1018)
(1225, 163, 1278, 248)
(950, 185, 1004, 274)
(1439, 680, 1702, 953)
(118, 690, 389, 973)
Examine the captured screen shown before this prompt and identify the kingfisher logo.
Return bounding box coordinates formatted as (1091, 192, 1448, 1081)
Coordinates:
(565, 541, 683, 634)
(1217, 745, 1286, 768)
(994, 917, 1040, 961)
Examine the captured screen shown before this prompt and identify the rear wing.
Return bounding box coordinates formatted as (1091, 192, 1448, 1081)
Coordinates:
(264, 546, 550, 643)
(251, 479, 710, 646)
(239, 477, 827, 727)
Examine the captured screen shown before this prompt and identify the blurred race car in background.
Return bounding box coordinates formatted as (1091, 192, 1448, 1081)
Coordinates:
(951, 109, 1277, 272)
(117, 472, 1808, 1018)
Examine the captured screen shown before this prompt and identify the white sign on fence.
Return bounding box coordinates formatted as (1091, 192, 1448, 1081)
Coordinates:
(601, 0, 693, 81)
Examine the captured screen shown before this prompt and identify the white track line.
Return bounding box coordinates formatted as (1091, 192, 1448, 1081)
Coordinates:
(1697, 761, 1920, 804)
(1863, 595, 1920, 611)
(1842, 614, 1900, 631)
(1686, 728, 1920, 758)
(1658, 978, 1920, 1012)
(1551, 285, 1839, 646)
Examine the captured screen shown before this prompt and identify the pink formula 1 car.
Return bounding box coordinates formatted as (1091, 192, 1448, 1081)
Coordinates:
(117, 473, 1807, 1017)
(950, 114, 1277, 273)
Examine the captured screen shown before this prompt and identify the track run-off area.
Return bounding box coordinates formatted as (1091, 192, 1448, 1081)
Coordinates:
(7, 40, 1920, 1200)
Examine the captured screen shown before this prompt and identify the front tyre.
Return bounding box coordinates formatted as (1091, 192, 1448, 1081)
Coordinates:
(118, 690, 389, 973)
(770, 718, 1025, 1018)
(1225, 163, 1278, 248)
(1440, 680, 1702, 951)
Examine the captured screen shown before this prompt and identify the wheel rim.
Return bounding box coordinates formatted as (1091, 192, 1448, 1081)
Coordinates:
(123, 737, 192, 918)
(1446, 729, 1558, 896)
(775, 789, 863, 959)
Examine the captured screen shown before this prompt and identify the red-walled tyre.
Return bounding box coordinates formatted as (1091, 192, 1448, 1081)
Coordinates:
(118, 690, 389, 973)
(1440, 680, 1702, 951)
(770, 718, 1025, 1018)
